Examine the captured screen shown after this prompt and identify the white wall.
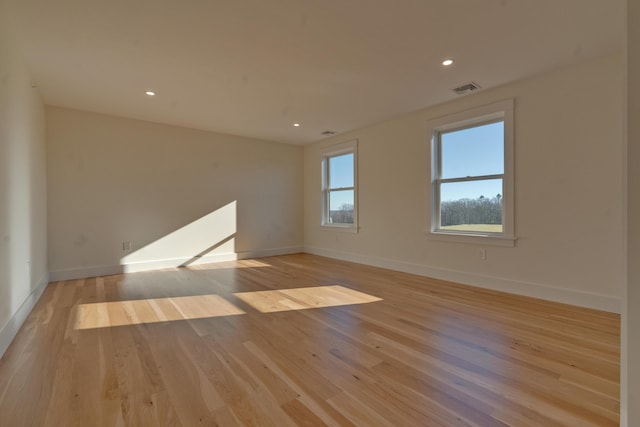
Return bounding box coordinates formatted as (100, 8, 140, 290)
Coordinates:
(0, 1, 48, 356)
(623, 0, 639, 424)
(47, 107, 303, 279)
(304, 52, 624, 312)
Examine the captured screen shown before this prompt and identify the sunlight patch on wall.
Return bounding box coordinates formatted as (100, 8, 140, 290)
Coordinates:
(234, 285, 382, 313)
(74, 294, 245, 330)
(120, 201, 237, 270)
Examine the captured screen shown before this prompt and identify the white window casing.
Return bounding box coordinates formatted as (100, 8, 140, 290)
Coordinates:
(426, 99, 515, 246)
(321, 139, 358, 232)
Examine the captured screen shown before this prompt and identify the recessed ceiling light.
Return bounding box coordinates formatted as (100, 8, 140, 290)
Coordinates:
(293, 123, 300, 127)
(145, 91, 156, 96)
(442, 59, 454, 66)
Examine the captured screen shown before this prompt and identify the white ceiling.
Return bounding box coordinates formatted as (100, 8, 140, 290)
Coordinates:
(6, 0, 625, 144)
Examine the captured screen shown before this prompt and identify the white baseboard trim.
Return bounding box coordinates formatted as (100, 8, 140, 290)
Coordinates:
(236, 246, 304, 260)
(48, 246, 304, 282)
(0, 274, 49, 359)
(303, 246, 621, 314)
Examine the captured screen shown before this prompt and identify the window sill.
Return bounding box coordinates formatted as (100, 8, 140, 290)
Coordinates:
(425, 230, 516, 247)
(321, 224, 359, 234)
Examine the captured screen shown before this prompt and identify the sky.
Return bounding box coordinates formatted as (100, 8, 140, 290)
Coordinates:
(440, 121, 504, 201)
(328, 153, 355, 210)
(327, 121, 504, 210)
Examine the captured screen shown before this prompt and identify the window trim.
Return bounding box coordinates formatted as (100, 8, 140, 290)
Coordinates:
(321, 139, 358, 232)
(426, 100, 515, 246)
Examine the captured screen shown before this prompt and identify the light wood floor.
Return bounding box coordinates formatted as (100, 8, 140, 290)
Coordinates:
(0, 254, 620, 426)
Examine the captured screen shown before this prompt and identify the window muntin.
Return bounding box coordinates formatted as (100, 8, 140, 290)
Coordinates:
(430, 100, 514, 242)
(322, 141, 357, 230)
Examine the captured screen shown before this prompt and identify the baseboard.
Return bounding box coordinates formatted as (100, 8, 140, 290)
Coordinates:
(236, 246, 304, 260)
(0, 274, 49, 359)
(48, 246, 304, 282)
(303, 246, 621, 313)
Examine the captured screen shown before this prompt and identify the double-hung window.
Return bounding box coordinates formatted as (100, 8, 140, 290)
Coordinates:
(428, 100, 514, 245)
(321, 140, 358, 231)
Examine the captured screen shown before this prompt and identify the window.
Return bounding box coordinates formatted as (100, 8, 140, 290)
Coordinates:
(321, 140, 358, 231)
(428, 100, 514, 245)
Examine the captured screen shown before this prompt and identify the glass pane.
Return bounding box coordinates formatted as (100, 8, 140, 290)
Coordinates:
(328, 190, 354, 224)
(439, 179, 503, 233)
(441, 121, 504, 179)
(329, 153, 354, 188)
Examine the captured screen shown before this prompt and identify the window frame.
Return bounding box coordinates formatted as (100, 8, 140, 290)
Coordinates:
(427, 100, 515, 246)
(321, 139, 358, 232)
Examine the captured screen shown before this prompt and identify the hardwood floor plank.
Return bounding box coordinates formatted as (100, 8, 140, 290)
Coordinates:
(327, 391, 397, 427)
(0, 253, 620, 426)
(243, 340, 357, 427)
(141, 323, 219, 426)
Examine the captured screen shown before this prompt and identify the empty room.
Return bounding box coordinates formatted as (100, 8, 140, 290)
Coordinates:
(1, 0, 638, 426)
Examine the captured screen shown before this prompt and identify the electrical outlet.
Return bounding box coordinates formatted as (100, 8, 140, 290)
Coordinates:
(479, 248, 486, 260)
(123, 241, 131, 252)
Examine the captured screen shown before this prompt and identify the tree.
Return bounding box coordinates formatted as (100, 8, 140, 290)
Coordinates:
(330, 203, 354, 224)
(441, 195, 502, 226)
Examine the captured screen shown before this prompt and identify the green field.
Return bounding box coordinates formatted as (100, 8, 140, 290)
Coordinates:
(440, 224, 503, 232)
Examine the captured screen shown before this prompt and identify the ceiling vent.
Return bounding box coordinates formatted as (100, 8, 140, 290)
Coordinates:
(321, 130, 337, 136)
(452, 81, 481, 95)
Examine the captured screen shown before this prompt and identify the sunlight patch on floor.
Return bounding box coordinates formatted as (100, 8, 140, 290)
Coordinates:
(74, 294, 245, 330)
(189, 259, 272, 270)
(234, 285, 382, 313)
(74, 285, 381, 330)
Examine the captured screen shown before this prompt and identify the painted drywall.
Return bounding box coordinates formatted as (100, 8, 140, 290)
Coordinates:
(47, 107, 303, 278)
(623, 0, 639, 424)
(0, 3, 48, 356)
(304, 52, 624, 312)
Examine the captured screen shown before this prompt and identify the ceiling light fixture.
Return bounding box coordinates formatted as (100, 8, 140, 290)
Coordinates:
(442, 59, 454, 66)
(145, 91, 156, 96)
(293, 123, 300, 127)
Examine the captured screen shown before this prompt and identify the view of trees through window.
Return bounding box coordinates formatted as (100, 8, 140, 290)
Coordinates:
(435, 118, 506, 234)
(329, 203, 354, 224)
(325, 149, 356, 226)
(440, 194, 503, 233)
